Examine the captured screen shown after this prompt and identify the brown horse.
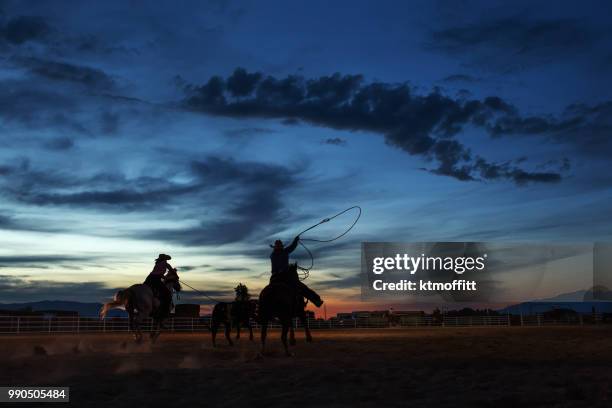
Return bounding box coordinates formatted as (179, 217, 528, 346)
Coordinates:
(258, 263, 313, 356)
(211, 299, 257, 346)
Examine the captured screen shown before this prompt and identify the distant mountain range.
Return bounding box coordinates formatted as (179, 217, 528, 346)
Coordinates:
(499, 301, 612, 314)
(4, 287, 612, 317)
(0, 300, 126, 317)
(499, 287, 612, 314)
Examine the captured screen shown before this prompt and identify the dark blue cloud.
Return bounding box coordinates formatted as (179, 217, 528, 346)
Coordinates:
(0, 211, 63, 233)
(0, 154, 307, 245)
(184, 68, 565, 184)
(429, 17, 595, 57)
(15, 57, 116, 90)
(0, 274, 116, 302)
(323, 137, 347, 146)
(42, 136, 74, 151)
(441, 74, 482, 84)
(140, 156, 305, 245)
(1, 15, 51, 45)
(0, 79, 89, 132)
(0, 255, 98, 265)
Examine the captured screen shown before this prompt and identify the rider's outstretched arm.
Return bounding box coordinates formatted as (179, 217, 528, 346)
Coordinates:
(285, 235, 300, 254)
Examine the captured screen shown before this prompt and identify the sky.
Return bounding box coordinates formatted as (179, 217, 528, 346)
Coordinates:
(0, 0, 611, 315)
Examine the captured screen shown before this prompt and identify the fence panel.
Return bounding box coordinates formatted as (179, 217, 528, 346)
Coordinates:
(0, 314, 603, 334)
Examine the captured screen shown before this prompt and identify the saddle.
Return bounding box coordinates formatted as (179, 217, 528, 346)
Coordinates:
(270, 263, 300, 285)
(269, 279, 306, 310)
(143, 277, 170, 304)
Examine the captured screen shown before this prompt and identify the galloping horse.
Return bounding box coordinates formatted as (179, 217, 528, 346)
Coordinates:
(258, 263, 313, 356)
(100, 279, 175, 343)
(211, 299, 257, 346)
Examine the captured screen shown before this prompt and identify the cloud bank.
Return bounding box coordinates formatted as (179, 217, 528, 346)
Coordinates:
(183, 68, 570, 184)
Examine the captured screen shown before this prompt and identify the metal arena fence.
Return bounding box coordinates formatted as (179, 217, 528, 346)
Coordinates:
(0, 313, 604, 334)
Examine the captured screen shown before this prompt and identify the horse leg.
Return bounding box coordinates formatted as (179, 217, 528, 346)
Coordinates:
(248, 322, 254, 341)
(225, 322, 234, 346)
(300, 315, 313, 343)
(150, 319, 156, 339)
(281, 322, 291, 356)
(289, 325, 296, 346)
(133, 317, 143, 343)
(235, 321, 241, 340)
(128, 310, 135, 337)
(211, 320, 218, 347)
(150, 318, 161, 343)
(127, 303, 140, 342)
(260, 320, 268, 355)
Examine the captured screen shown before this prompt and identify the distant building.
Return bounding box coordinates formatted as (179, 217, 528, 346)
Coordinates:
(352, 310, 389, 319)
(334, 310, 425, 324)
(389, 310, 425, 325)
(391, 310, 425, 318)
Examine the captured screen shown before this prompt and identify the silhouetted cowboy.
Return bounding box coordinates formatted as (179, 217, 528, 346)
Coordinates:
(144, 253, 174, 318)
(270, 236, 324, 307)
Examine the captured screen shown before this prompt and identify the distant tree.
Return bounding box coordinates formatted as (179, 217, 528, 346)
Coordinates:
(234, 283, 250, 302)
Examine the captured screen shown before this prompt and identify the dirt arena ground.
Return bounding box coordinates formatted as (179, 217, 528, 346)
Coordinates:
(2, 327, 612, 407)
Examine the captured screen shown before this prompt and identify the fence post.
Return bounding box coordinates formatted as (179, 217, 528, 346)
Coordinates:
(103, 318, 106, 333)
(16, 317, 20, 334)
(48, 318, 52, 333)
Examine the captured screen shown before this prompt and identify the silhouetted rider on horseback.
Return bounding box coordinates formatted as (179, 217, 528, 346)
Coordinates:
(270, 236, 324, 307)
(144, 253, 174, 318)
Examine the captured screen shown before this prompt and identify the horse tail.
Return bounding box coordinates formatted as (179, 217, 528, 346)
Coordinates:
(100, 289, 132, 319)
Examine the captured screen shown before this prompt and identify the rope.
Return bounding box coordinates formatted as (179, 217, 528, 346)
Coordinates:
(295, 206, 361, 279)
(179, 206, 361, 292)
(296, 241, 313, 280)
(180, 280, 223, 303)
(298, 206, 362, 241)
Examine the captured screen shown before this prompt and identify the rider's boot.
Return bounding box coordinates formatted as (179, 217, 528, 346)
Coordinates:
(297, 281, 324, 307)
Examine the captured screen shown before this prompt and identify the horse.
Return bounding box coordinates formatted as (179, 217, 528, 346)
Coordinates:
(258, 263, 313, 356)
(211, 299, 257, 346)
(100, 280, 175, 343)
